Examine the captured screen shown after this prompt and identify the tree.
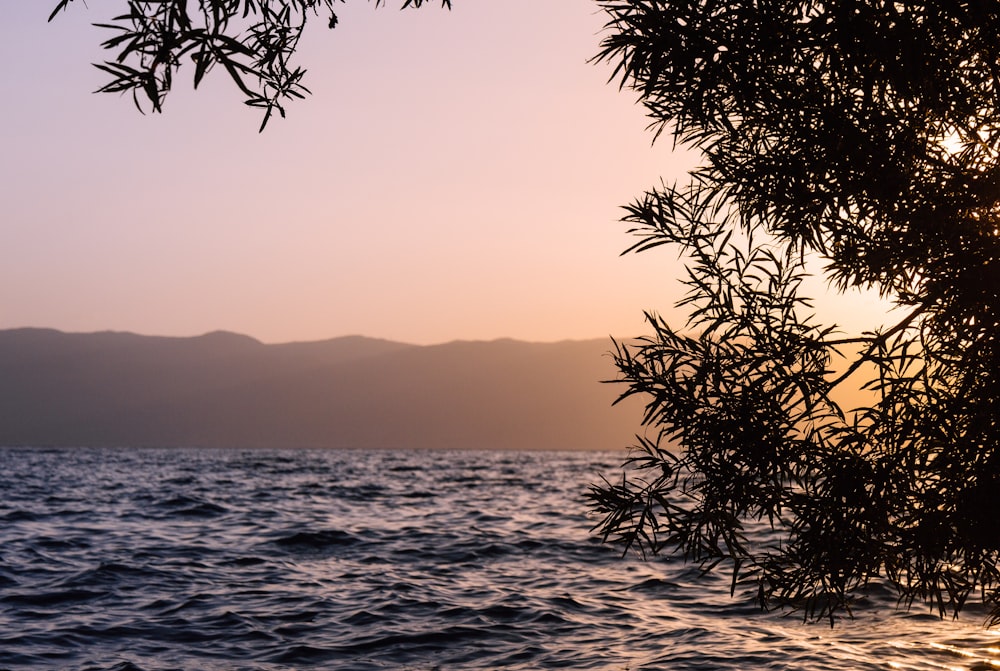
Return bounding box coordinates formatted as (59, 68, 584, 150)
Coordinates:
(586, 1, 1000, 624)
(48, 0, 450, 130)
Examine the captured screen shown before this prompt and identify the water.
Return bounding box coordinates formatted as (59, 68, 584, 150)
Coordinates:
(1, 447, 998, 671)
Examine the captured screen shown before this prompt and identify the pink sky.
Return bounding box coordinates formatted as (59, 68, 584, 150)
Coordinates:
(1, 1, 890, 345)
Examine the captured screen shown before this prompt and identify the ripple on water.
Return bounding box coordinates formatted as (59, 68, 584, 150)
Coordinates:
(1, 446, 999, 671)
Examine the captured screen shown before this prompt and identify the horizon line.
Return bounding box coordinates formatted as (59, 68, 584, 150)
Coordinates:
(0, 325, 623, 349)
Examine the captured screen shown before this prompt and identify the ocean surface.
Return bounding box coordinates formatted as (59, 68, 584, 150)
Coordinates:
(1, 447, 998, 671)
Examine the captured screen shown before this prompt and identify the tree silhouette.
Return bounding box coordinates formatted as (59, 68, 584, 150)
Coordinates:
(587, 1, 1000, 624)
(48, 0, 450, 130)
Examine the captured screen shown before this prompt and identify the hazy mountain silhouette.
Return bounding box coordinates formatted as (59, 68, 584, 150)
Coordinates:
(0, 328, 643, 450)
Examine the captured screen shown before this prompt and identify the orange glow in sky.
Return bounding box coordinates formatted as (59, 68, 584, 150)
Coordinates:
(0, 1, 892, 344)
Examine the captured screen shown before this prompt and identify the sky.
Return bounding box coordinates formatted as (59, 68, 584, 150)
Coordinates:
(1, 1, 890, 345)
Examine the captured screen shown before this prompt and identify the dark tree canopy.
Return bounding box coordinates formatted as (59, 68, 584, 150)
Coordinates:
(587, 1, 1000, 624)
(49, 0, 450, 130)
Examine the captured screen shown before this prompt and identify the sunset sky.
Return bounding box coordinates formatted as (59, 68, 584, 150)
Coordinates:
(1, 1, 890, 345)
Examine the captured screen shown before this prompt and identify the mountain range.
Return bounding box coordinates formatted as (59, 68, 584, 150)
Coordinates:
(0, 328, 644, 451)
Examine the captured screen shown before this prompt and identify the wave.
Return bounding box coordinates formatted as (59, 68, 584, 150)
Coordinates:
(1, 446, 998, 671)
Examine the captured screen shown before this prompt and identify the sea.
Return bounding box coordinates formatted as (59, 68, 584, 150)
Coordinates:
(1, 446, 998, 671)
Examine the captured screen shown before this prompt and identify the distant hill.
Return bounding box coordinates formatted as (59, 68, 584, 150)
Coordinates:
(0, 329, 644, 450)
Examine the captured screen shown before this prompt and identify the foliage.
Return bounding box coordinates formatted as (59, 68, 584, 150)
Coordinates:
(587, 1, 1000, 624)
(48, 0, 450, 130)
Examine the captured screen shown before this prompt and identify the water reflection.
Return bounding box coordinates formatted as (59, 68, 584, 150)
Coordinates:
(0, 446, 998, 671)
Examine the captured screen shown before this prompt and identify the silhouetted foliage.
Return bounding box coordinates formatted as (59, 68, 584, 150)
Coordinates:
(587, 1, 1000, 624)
(48, 0, 450, 130)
